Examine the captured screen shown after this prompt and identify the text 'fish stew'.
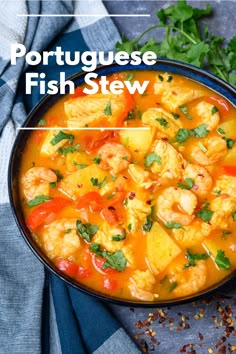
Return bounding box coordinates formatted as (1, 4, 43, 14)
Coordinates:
(19, 72, 236, 301)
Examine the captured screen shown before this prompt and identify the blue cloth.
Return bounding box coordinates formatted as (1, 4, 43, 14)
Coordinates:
(0, 1, 140, 353)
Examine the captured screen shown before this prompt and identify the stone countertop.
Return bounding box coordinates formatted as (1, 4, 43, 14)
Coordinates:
(103, 1, 236, 353)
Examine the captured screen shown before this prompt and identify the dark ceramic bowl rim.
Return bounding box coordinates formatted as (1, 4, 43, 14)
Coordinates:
(8, 59, 236, 307)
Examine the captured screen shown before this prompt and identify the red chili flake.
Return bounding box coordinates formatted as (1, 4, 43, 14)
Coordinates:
(198, 332, 204, 341)
(77, 184, 83, 188)
(146, 200, 152, 205)
(128, 192, 136, 200)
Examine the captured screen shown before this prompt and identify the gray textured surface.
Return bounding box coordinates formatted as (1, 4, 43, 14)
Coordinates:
(104, 1, 236, 353)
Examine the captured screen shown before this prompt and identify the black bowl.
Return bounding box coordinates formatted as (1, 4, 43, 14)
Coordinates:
(8, 60, 236, 307)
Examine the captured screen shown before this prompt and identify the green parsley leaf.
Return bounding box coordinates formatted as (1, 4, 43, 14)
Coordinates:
(145, 152, 161, 167)
(215, 249, 231, 270)
(223, 137, 235, 149)
(217, 127, 225, 135)
(58, 144, 80, 155)
(196, 208, 214, 222)
(175, 128, 192, 143)
(91, 155, 101, 164)
(73, 162, 88, 170)
(27, 195, 52, 207)
(165, 221, 183, 229)
(156, 117, 169, 128)
(51, 169, 63, 181)
(169, 281, 178, 292)
(179, 104, 188, 115)
(50, 182, 57, 188)
(211, 106, 219, 115)
(65, 229, 71, 234)
(50, 131, 74, 146)
(76, 220, 99, 242)
(184, 250, 209, 268)
(126, 73, 134, 81)
(102, 250, 127, 272)
(126, 110, 135, 120)
(171, 112, 180, 120)
(112, 232, 126, 241)
(167, 75, 173, 82)
(158, 74, 164, 81)
(90, 176, 108, 188)
(127, 223, 132, 231)
(38, 119, 46, 126)
(89, 243, 127, 272)
(142, 214, 153, 232)
(177, 178, 194, 190)
(232, 211, 236, 221)
(213, 189, 221, 195)
(192, 124, 209, 138)
(104, 101, 112, 115)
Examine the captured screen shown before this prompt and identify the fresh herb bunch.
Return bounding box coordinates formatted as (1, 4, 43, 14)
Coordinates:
(116, 0, 236, 86)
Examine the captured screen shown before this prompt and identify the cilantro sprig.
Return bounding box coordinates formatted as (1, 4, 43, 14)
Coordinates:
(116, 1, 236, 87)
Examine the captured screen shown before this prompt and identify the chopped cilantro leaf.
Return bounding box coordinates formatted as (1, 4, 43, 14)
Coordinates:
(58, 143, 80, 155)
(211, 106, 219, 115)
(177, 178, 194, 190)
(158, 74, 164, 81)
(169, 282, 178, 292)
(165, 221, 183, 229)
(232, 211, 236, 221)
(156, 117, 169, 128)
(142, 214, 153, 232)
(112, 233, 126, 241)
(213, 189, 221, 195)
(223, 137, 235, 149)
(89, 243, 127, 272)
(91, 155, 101, 164)
(179, 104, 188, 115)
(50, 131, 74, 146)
(50, 182, 57, 188)
(76, 220, 99, 242)
(104, 101, 112, 115)
(217, 127, 225, 135)
(51, 169, 63, 181)
(175, 128, 192, 143)
(126, 73, 134, 81)
(145, 152, 161, 167)
(38, 119, 46, 126)
(184, 250, 209, 268)
(126, 110, 135, 120)
(167, 75, 173, 82)
(27, 195, 52, 207)
(127, 223, 132, 231)
(192, 124, 209, 138)
(90, 176, 108, 188)
(197, 208, 214, 222)
(73, 162, 88, 169)
(171, 112, 180, 120)
(215, 249, 231, 270)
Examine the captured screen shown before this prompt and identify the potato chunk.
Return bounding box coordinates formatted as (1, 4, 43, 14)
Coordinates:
(119, 128, 156, 159)
(58, 164, 109, 200)
(147, 222, 181, 275)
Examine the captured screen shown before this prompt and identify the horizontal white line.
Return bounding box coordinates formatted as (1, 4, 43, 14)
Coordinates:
(17, 14, 150, 17)
(17, 127, 150, 131)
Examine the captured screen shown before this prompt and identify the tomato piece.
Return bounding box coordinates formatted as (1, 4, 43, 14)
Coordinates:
(71, 86, 87, 98)
(83, 130, 117, 152)
(104, 192, 126, 207)
(100, 207, 119, 225)
(92, 255, 117, 274)
(77, 266, 91, 279)
(206, 96, 230, 115)
(103, 277, 119, 292)
(56, 259, 78, 277)
(219, 165, 236, 176)
(26, 198, 71, 231)
(76, 191, 103, 210)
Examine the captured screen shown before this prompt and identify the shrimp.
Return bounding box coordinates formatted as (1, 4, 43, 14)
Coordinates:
(151, 140, 186, 181)
(210, 195, 236, 229)
(194, 101, 220, 131)
(21, 167, 57, 201)
(172, 220, 211, 247)
(129, 270, 156, 301)
(42, 218, 80, 260)
(97, 142, 131, 174)
(183, 164, 212, 196)
(157, 187, 198, 226)
(191, 136, 227, 166)
(215, 175, 236, 198)
(168, 260, 207, 297)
